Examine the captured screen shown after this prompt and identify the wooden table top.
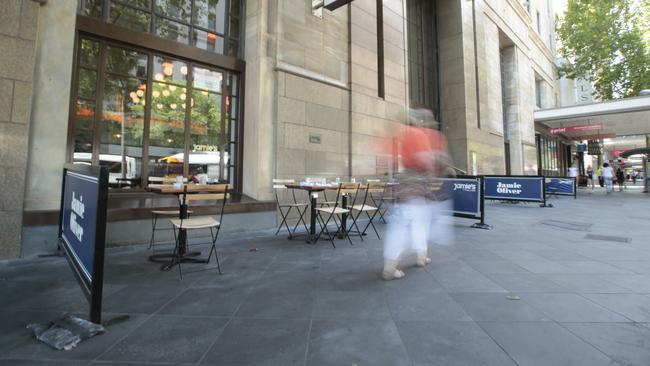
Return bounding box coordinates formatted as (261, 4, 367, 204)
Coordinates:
(147, 184, 227, 194)
(285, 184, 339, 192)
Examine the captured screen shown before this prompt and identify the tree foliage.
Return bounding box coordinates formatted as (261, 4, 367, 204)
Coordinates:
(556, 0, 650, 100)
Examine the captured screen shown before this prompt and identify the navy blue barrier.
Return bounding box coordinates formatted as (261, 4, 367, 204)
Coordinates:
(545, 177, 577, 198)
(437, 176, 491, 229)
(59, 163, 109, 324)
(483, 175, 550, 207)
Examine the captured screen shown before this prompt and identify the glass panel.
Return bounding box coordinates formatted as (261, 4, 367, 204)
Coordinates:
(153, 56, 188, 86)
(79, 39, 99, 69)
(109, 3, 151, 33)
(77, 68, 97, 99)
(155, 0, 192, 22)
(100, 70, 146, 188)
(228, 74, 238, 96)
(193, 0, 226, 33)
(194, 67, 223, 93)
(189, 66, 224, 181)
(148, 81, 187, 179)
(229, 0, 241, 18)
(106, 46, 148, 78)
(226, 40, 238, 57)
(72, 100, 95, 162)
(192, 29, 224, 54)
(229, 17, 240, 39)
(79, 0, 102, 17)
(155, 17, 191, 44)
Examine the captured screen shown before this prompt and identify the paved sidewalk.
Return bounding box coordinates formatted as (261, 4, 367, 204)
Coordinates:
(1, 185, 649, 365)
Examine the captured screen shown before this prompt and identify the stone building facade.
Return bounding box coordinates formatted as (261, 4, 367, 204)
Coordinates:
(0, 0, 559, 258)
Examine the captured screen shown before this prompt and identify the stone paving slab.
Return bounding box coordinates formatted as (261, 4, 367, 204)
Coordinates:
(0, 186, 649, 365)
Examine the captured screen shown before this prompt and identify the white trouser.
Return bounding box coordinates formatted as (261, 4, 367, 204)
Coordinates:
(428, 199, 454, 246)
(604, 177, 613, 192)
(383, 197, 433, 261)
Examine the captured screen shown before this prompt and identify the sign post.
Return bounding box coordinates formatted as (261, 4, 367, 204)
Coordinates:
(59, 164, 109, 324)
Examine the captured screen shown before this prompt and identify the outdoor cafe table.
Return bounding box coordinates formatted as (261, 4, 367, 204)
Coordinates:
(285, 183, 350, 243)
(146, 183, 224, 270)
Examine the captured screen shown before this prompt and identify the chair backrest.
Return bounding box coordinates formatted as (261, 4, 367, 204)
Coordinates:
(178, 184, 229, 224)
(336, 182, 360, 208)
(149, 176, 188, 184)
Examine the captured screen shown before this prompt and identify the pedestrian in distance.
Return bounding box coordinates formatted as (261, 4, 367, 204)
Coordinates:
(632, 169, 638, 184)
(602, 162, 614, 193)
(586, 165, 595, 192)
(616, 167, 625, 192)
(597, 166, 604, 187)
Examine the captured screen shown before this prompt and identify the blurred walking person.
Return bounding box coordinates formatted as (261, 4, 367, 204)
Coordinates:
(632, 169, 638, 184)
(382, 114, 452, 280)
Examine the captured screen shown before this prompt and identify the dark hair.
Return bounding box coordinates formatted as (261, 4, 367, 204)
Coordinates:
(603, 163, 609, 167)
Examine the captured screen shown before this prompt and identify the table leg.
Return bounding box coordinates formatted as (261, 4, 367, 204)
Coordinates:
(307, 193, 317, 243)
(339, 194, 348, 239)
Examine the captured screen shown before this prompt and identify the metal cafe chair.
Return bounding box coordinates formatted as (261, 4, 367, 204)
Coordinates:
(272, 179, 309, 239)
(314, 182, 360, 248)
(168, 184, 229, 279)
(148, 176, 192, 253)
(349, 182, 385, 240)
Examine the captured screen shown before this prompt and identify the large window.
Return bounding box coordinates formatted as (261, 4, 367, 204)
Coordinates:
(406, 0, 440, 121)
(78, 0, 242, 57)
(70, 36, 241, 190)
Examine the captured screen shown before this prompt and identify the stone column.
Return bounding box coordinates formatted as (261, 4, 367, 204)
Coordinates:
(0, 0, 39, 258)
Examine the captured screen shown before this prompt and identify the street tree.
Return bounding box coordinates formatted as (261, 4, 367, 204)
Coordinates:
(556, 0, 650, 100)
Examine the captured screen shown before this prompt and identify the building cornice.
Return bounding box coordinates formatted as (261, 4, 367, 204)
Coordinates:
(528, 26, 555, 62)
(506, 0, 532, 24)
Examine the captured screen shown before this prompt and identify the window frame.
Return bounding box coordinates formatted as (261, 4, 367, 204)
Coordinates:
(67, 24, 245, 193)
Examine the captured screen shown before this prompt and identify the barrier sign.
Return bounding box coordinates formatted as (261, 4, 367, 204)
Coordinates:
(449, 178, 481, 218)
(484, 176, 546, 204)
(59, 164, 108, 324)
(438, 176, 490, 229)
(545, 177, 576, 198)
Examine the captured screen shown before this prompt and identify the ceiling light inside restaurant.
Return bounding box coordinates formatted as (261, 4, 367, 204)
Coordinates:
(156, 103, 163, 109)
(169, 85, 177, 91)
(154, 73, 164, 81)
(180, 93, 186, 100)
(170, 103, 177, 109)
(180, 66, 188, 75)
(153, 91, 160, 98)
(162, 62, 174, 76)
(129, 91, 137, 100)
(136, 90, 144, 97)
(162, 90, 170, 97)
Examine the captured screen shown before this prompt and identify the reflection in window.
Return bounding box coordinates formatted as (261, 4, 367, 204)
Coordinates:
(100, 46, 148, 187)
(190, 66, 224, 180)
(69, 37, 241, 190)
(79, 0, 241, 57)
(149, 57, 189, 179)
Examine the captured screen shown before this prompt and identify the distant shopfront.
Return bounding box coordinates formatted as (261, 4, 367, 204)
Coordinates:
(535, 124, 572, 177)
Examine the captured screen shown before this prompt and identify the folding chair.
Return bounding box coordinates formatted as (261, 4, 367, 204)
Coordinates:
(350, 182, 384, 240)
(314, 183, 359, 248)
(148, 176, 192, 253)
(273, 179, 309, 238)
(168, 184, 228, 280)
